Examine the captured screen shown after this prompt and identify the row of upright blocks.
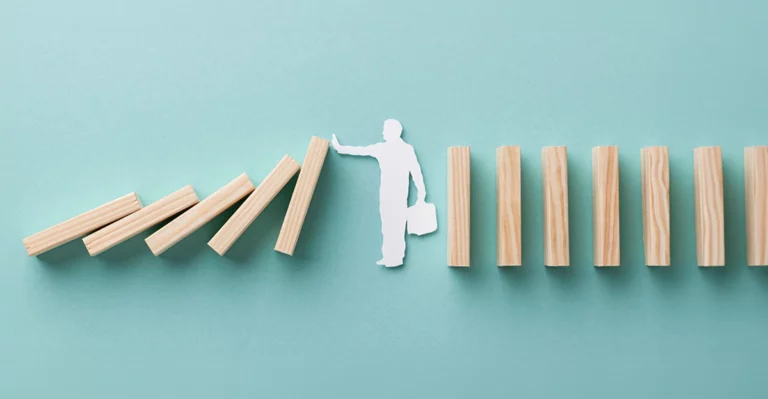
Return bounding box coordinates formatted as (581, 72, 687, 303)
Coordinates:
(447, 145, 768, 268)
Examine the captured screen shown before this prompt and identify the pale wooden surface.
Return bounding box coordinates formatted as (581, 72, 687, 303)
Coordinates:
(146, 174, 255, 256)
(210, 155, 300, 255)
(745, 146, 768, 266)
(24, 193, 142, 256)
(592, 146, 620, 267)
(84, 185, 199, 256)
(542, 146, 569, 266)
(274, 136, 329, 256)
(693, 146, 725, 267)
(448, 146, 470, 267)
(496, 146, 521, 266)
(640, 146, 670, 266)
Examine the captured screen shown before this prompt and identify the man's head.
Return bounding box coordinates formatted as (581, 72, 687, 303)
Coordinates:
(382, 119, 403, 141)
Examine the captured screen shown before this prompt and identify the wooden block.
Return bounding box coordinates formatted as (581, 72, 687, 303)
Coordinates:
(209, 155, 301, 255)
(448, 146, 470, 267)
(542, 146, 569, 266)
(23, 193, 142, 256)
(496, 146, 521, 266)
(592, 146, 620, 267)
(745, 146, 768, 266)
(693, 146, 725, 267)
(640, 146, 670, 266)
(274, 136, 329, 256)
(146, 174, 255, 255)
(83, 186, 199, 256)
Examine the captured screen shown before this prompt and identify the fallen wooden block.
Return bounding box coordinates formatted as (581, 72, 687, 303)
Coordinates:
(542, 146, 569, 266)
(274, 136, 329, 256)
(83, 185, 199, 256)
(448, 146, 471, 267)
(496, 146, 521, 266)
(745, 146, 768, 266)
(693, 146, 725, 267)
(592, 146, 620, 267)
(146, 174, 255, 255)
(209, 155, 301, 255)
(640, 146, 670, 266)
(23, 193, 142, 256)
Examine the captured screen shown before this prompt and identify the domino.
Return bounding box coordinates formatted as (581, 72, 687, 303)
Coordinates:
(542, 146, 569, 267)
(448, 146, 470, 267)
(496, 146, 521, 266)
(23, 193, 142, 256)
(274, 136, 329, 256)
(641, 146, 670, 266)
(693, 146, 724, 267)
(145, 174, 255, 255)
(745, 146, 768, 266)
(592, 146, 620, 267)
(209, 155, 301, 255)
(83, 185, 199, 256)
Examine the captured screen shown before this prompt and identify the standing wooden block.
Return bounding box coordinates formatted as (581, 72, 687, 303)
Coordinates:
(146, 174, 255, 256)
(23, 193, 142, 256)
(592, 146, 620, 267)
(640, 146, 670, 266)
(209, 155, 301, 255)
(448, 146, 470, 267)
(693, 146, 725, 267)
(83, 186, 199, 256)
(745, 146, 768, 266)
(542, 146, 569, 266)
(274, 136, 329, 256)
(496, 146, 521, 266)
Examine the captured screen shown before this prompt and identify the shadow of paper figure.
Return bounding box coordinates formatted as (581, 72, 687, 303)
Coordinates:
(332, 119, 437, 267)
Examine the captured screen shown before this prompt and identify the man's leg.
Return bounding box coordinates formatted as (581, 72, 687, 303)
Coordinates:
(379, 205, 407, 267)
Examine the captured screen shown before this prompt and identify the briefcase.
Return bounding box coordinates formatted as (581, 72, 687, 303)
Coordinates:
(407, 200, 437, 236)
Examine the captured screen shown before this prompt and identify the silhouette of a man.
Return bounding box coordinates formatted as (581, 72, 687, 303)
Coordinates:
(332, 119, 426, 267)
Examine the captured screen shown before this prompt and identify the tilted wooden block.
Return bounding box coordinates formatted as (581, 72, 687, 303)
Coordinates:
(496, 146, 521, 266)
(23, 193, 142, 256)
(448, 146, 470, 267)
(275, 136, 329, 256)
(641, 146, 670, 266)
(209, 155, 301, 255)
(592, 146, 620, 267)
(542, 146, 569, 266)
(83, 186, 199, 256)
(146, 174, 255, 255)
(693, 146, 725, 267)
(745, 146, 768, 266)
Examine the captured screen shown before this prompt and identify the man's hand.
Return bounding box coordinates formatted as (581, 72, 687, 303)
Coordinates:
(417, 190, 427, 203)
(331, 134, 341, 152)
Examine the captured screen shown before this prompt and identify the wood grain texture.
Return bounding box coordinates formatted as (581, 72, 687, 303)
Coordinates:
(592, 146, 620, 267)
(84, 185, 199, 256)
(542, 146, 569, 266)
(640, 146, 670, 266)
(274, 136, 329, 256)
(496, 146, 521, 266)
(145, 174, 255, 256)
(745, 146, 768, 266)
(693, 146, 725, 267)
(210, 155, 300, 255)
(23, 193, 142, 256)
(448, 146, 470, 267)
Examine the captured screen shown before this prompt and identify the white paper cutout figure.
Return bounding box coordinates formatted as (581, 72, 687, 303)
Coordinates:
(332, 119, 436, 267)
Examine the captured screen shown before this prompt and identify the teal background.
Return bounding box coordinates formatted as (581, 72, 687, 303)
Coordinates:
(2, 0, 768, 397)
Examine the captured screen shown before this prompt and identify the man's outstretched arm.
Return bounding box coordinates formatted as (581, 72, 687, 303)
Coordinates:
(409, 148, 427, 201)
(332, 134, 377, 157)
